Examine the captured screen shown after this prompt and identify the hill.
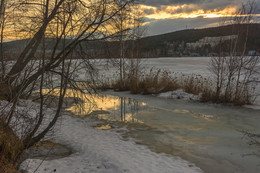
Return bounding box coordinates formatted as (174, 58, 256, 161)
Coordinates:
(141, 23, 260, 57)
(3, 23, 260, 58)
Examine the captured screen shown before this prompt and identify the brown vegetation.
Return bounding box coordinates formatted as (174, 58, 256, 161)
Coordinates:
(112, 69, 207, 96)
(0, 120, 22, 173)
(113, 69, 179, 94)
(111, 67, 257, 105)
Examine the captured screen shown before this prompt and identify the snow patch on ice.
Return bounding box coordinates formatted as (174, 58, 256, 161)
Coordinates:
(158, 89, 201, 101)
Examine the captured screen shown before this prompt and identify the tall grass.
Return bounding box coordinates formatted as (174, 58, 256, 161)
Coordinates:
(112, 69, 210, 97)
(113, 69, 180, 94)
(110, 68, 257, 105)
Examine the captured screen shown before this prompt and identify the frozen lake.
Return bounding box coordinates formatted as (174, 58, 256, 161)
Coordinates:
(141, 57, 212, 75)
(93, 57, 260, 105)
(86, 57, 260, 172)
(94, 57, 212, 81)
(101, 91, 260, 173)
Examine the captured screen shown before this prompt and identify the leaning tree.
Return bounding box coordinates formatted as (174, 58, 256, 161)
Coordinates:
(0, 0, 136, 153)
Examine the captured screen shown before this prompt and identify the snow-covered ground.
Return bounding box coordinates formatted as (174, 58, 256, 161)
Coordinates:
(158, 89, 201, 101)
(0, 94, 202, 173)
(19, 109, 202, 173)
(141, 57, 212, 75)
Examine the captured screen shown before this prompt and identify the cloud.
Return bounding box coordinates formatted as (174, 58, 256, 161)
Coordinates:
(139, 0, 260, 35)
(140, 0, 244, 11)
(141, 5, 238, 20)
(145, 17, 223, 36)
(138, 0, 260, 20)
(140, 0, 202, 7)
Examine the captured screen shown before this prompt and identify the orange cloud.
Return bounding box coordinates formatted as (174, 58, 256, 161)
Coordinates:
(140, 4, 260, 20)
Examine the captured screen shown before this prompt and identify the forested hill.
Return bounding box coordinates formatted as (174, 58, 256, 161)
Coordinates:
(141, 23, 260, 52)
(3, 23, 260, 58)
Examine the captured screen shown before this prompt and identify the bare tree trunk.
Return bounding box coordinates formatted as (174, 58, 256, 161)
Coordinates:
(0, 0, 6, 78)
(23, 0, 48, 147)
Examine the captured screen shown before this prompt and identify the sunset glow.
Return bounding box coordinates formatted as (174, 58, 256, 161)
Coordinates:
(141, 5, 240, 19)
(138, 4, 260, 21)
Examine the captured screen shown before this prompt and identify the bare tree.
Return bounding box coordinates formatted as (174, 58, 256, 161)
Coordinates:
(0, 1, 136, 163)
(109, 1, 145, 90)
(0, 0, 133, 98)
(128, 3, 145, 92)
(0, 0, 6, 78)
(209, 1, 260, 104)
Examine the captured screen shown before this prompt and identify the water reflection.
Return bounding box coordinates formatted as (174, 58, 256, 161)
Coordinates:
(173, 109, 190, 114)
(42, 89, 147, 123)
(93, 124, 112, 130)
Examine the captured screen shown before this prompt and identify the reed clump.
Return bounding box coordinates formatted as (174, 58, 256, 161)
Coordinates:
(111, 68, 256, 105)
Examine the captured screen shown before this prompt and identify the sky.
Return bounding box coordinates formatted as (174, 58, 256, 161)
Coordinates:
(138, 0, 260, 36)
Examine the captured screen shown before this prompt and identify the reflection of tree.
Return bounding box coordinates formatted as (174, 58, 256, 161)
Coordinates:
(120, 97, 142, 123)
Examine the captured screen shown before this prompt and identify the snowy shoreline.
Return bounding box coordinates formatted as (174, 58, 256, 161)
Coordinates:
(3, 87, 259, 173)
(3, 88, 258, 173)
(19, 108, 202, 173)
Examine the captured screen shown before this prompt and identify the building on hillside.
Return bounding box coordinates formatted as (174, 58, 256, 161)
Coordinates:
(186, 35, 238, 50)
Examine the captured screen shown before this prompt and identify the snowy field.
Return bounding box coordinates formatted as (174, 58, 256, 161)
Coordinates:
(140, 57, 212, 75)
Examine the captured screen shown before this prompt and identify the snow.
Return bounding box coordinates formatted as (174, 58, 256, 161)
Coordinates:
(141, 57, 212, 76)
(0, 96, 203, 173)
(158, 89, 201, 101)
(0, 99, 56, 138)
(19, 110, 202, 173)
(243, 104, 260, 110)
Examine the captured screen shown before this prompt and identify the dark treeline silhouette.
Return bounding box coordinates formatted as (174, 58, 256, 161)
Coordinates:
(3, 23, 260, 59)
